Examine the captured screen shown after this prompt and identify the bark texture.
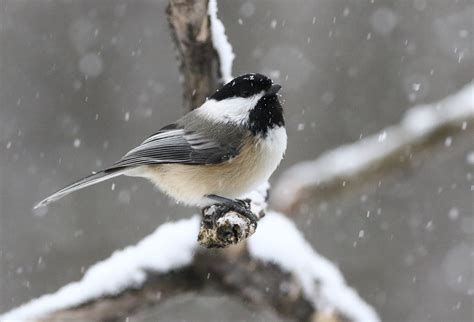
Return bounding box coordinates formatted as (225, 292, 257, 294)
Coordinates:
(167, 0, 220, 111)
(198, 201, 260, 248)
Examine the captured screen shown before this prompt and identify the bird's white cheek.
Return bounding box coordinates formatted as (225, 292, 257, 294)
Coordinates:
(197, 94, 263, 124)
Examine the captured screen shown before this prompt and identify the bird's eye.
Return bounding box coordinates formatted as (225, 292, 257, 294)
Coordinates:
(241, 91, 250, 97)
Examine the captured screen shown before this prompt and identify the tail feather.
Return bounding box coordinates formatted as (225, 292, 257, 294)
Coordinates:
(34, 168, 127, 209)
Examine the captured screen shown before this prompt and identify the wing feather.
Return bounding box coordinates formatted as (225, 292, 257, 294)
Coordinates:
(111, 124, 238, 168)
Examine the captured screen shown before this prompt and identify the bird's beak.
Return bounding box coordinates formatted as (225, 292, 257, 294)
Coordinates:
(266, 84, 282, 96)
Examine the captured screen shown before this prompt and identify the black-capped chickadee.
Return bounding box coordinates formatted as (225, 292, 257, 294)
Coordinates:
(35, 73, 287, 220)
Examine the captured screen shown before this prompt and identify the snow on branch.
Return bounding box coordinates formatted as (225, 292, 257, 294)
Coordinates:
(166, 0, 235, 107)
(0, 211, 378, 322)
(273, 83, 474, 212)
(248, 212, 380, 322)
(208, 0, 235, 83)
(167, 0, 220, 111)
(0, 217, 200, 321)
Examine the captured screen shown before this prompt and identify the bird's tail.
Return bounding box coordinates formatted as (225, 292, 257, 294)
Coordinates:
(34, 168, 127, 209)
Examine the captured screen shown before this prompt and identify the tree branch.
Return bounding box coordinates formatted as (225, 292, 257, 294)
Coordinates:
(272, 83, 474, 213)
(166, 0, 219, 111)
(198, 200, 261, 248)
(167, 0, 260, 248)
(3, 213, 378, 322)
(37, 251, 315, 322)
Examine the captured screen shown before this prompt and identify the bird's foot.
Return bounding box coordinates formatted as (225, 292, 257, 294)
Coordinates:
(205, 195, 258, 223)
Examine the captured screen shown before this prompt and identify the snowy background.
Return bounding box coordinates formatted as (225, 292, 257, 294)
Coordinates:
(1, 0, 473, 321)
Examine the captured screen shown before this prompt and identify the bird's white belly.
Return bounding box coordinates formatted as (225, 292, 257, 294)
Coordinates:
(133, 126, 287, 206)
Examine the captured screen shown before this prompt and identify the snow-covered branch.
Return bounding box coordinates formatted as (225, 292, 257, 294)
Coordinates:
(273, 83, 474, 212)
(208, 0, 235, 82)
(166, 0, 219, 111)
(0, 217, 200, 322)
(166, 0, 235, 110)
(0, 211, 378, 322)
(198, 183, 268, 248)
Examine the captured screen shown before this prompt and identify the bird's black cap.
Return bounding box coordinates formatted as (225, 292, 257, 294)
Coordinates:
(210, 73, 274, 101)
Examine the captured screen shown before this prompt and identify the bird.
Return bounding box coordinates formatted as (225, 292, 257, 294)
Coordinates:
(34, 73, 287, 221)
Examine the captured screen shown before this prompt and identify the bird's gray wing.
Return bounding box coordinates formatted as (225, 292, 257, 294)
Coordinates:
(33, 123, 242, 208)
(110, 123, 239, 168)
